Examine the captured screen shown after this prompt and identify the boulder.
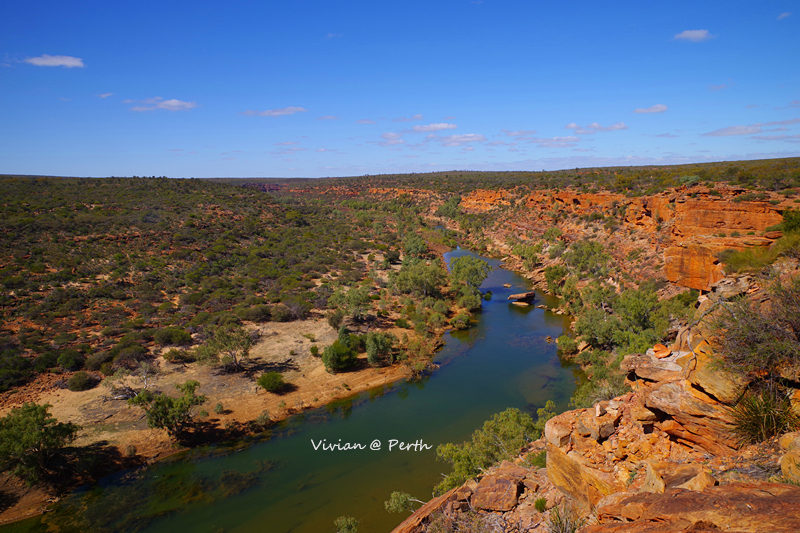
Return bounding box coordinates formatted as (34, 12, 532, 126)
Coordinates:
(472, 474, 519, 511)
(544, 412, 575, 447)
(779, 449, 800, 484)
(652, 343, 671, 359)
(546, 443, 624, 505)
(676, 345, 748, 404)
(621, 351, 684, 383)
(586, 483, 800, 533)
(643, 380, 739, 454)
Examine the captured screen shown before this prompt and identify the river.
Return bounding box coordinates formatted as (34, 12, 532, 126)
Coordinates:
(4, 249, 578, 533)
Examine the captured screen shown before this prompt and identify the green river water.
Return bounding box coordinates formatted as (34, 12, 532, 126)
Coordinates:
(4, 249, 578, 533)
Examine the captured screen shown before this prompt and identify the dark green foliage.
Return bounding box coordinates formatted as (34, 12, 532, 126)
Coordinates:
(394, 318, 410, 328)
(434, 404, 555, 494)
(562, 240, 609, 276)
(435, 196, 462, 219)
(322, 339, 358, 372)
(309, 345, 320, 357)
(556, 335, 577, 356)
(334, 516, 359, 533)
(57, 349, 84, 371)
(327, 309, 345, 329)
(393, 260, 446, 298)
(196, 324, 253, 371)
(713, 276, 800, 380)
(450, 312, 471, 329)
(128, 380, 206, 440)
(544, 265, 568, 294)
(257, 372, 286, 392)
(384, 491, 423, 513)
(546, 502, 587, 533)
(85, 350, 114, 371)
(67, 371, 96, 391)
(365, 331, 397, 366)
(237, 305, 271, 322)
(403, 234, 427, 257)
(153, 327, 192, 346)
(534, 497, 547, 513)
(731, 388, 800, 444)
(0, 403, 80, 484)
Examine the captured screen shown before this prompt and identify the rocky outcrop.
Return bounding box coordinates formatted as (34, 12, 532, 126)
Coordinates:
(584, 483, 800, 533)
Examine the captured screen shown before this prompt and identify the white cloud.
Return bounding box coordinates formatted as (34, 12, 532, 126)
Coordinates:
(527, 136, 581, 148)
(634, 104, 668, 114)
(789, 100, 800, 108)
(24, 54, 84, 68)
(655, 133, 678, 138)
(356, 119, 376, 124)
(752, 134, 800, 142)
(275, 141, 299, 146)
(97, 93, 113, 99)
(242, 106, 307, 117)
(709, 82, 732, 91)
(462, 146, 475, 152)
(778, 12, 792, 20)
(128, 97, 198, 112)
(413, 123, 457, 132)
(393, 114, 423, 122)
(380, 132, 405, 146)
(674, 29, 714, 42)
(317, 115, 339, 120)
(438, 134, 486, 146)
(761, 118, 800, 126)
(567, 122, 628, 134)
(503, 129, 537, 136)
(326, 33, 343, 38)
(317, 148, 336, 152)
(702, 125, 762, 136)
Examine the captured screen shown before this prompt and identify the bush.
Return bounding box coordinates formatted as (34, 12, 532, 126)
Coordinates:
(257, 372, 286, 392)
(153, 327, 192, 346)
(394, 318, 410, 329)
(434, 405, 554, 494)
(546, 502, 586, 533)
(556, 335, 577, 356)
(328, 309, 345, 329)
(67, 371, 96, 391)
(57, 349, 84, 371)
(84, 350, 114, 371)
(731, 388, 799, 444)
(238, 305, 271, 322)
(310, 345, 320, 357)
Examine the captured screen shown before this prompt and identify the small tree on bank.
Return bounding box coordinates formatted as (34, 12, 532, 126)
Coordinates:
(0, 403, 80, 484)
(196, 324, 253, 372)
(128, 380, 207, 440)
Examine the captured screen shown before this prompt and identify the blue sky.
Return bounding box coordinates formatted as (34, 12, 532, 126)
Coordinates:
(1, 1, 799, 178)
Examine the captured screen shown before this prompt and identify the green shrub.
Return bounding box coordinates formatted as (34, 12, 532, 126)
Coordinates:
(546, 502, 586, 533)
(394, 318, 410, 329)
(153, 327, 192, 346)
(556, 335, 577, 356)
(434, 405, 554, 494)
(310, 345, 320, 357)
(731, 388, 799, 444)
(84, 350, 114, 371)
(534, 497, 547, 513)
(67, 371, 96, 391)
(57, 349, 84, 371)
(257, 372, 286, 392)
(214, 402, 224, 414)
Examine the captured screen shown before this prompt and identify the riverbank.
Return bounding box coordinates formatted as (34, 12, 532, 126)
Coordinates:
(0, 315, 414, 525)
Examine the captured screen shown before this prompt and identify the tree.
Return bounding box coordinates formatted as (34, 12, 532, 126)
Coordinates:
(434, 404, 554, 494)
(392, 260, 446, 298)
(365, 331, 397, 366)
(197, 324, 253, 372)
(384, 491, 425, 513)
(334, 516, 359, 533)
(449, 255, 491, 294)
(403, 234, 427, 257)
(322, 327, 359, 373)
(128, 380, 207, 440)
(0, 403, 80, 484)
